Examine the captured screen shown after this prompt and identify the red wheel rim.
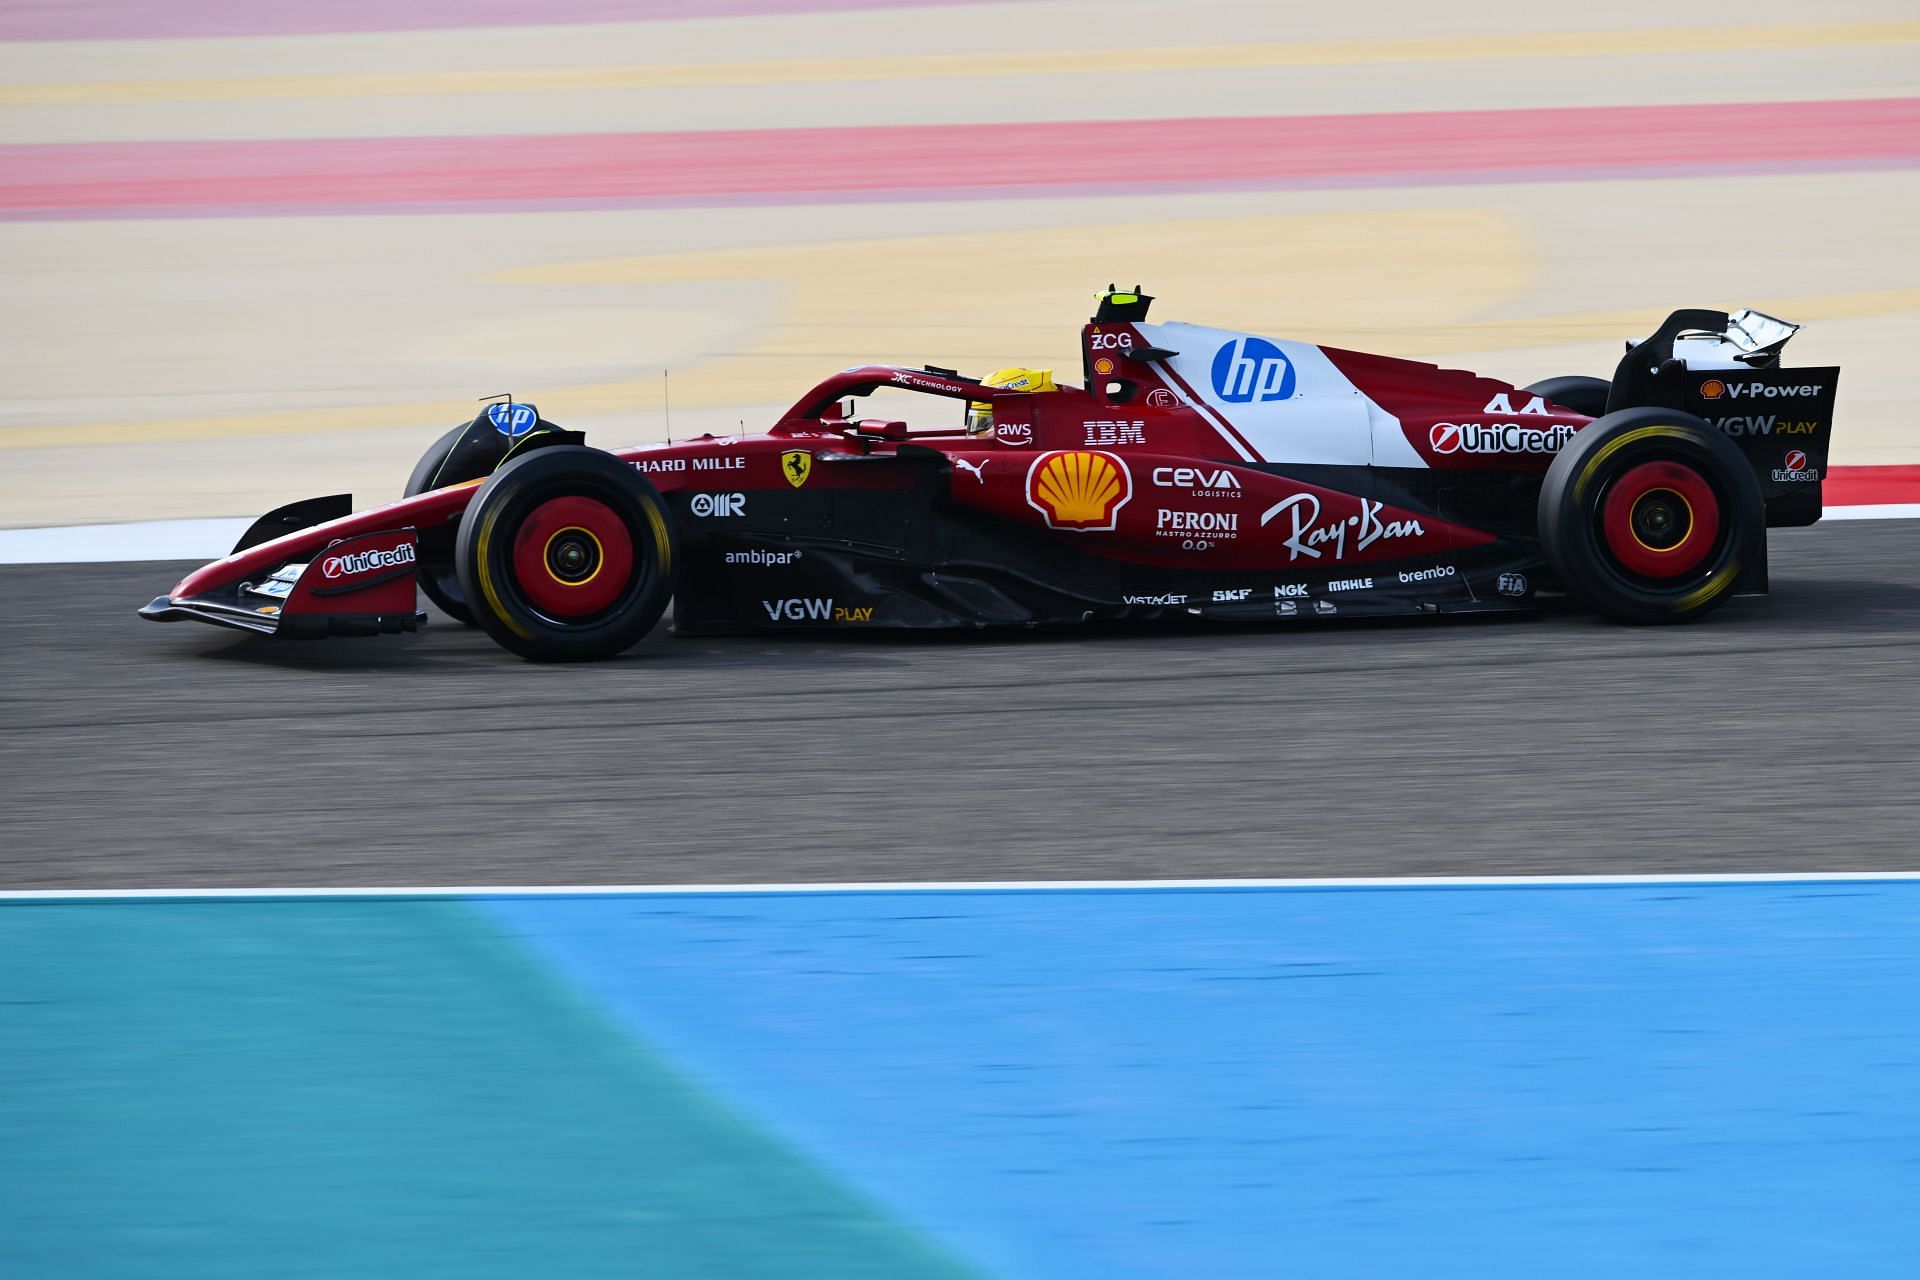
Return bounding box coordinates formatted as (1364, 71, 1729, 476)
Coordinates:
(511, 495, 635, 618)
(1600, 460, 1720, 578)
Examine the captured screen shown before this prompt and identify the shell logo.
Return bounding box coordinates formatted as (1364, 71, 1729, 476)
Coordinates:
(1026, 450, 1132, 531)
(1700, 378, 1727, 399)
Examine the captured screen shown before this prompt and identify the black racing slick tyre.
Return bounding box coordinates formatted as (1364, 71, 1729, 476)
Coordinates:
(1538, 408, 1761, 624)
(1523, 375, 1611, 418)
(455, 446, 677, 662)
(404, 423, 475, 625)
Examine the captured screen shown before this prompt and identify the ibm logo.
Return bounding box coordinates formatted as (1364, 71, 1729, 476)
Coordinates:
(1209, 337, 1296, 403)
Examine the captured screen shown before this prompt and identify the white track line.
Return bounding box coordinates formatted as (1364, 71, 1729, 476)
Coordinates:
(4, 872, 1920, 900)
(1821, 502, 1920, 521)
(1, 504, 1913, 565)
(0, 517, 250, 565)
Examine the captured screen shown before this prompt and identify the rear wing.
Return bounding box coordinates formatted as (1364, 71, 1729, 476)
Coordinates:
(1610, 308, 1836, 528)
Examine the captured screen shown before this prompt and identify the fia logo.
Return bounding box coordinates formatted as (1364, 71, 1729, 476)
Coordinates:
(1210, 337, 1296, 403)
(486, 402, 538, 438)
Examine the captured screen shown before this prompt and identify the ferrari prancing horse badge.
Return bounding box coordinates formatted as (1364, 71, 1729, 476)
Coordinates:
(781, 449, 813, 488)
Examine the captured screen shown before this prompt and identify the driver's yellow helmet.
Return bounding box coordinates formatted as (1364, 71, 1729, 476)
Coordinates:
(967, 367, 1055, 436)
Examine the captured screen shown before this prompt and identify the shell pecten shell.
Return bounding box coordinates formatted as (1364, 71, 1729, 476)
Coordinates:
(1027, 450, 1132, 530)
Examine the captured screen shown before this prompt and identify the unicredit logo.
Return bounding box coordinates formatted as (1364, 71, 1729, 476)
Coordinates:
(1785, 449, 1807, 471)
(321, 543, 416, 579)
(1429, 421, 1578, 456)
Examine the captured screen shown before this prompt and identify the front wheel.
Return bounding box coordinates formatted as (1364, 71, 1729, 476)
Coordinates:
(404, 423, 476, 625)
(455, 446, 678, 662)
(1538, 408, 1761, 624)
(403, 404, 559, 625)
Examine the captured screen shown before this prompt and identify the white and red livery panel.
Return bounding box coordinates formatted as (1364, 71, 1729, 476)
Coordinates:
(1090, 320, 1589, 471)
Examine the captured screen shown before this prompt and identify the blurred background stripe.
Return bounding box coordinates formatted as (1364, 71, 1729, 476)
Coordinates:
(5, 99, 1917, 218)
(0, 0, 995, 42)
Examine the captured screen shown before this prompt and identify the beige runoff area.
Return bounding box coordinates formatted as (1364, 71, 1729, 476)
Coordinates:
(4, 0, 1918, 145)
(2, 18, 1916, 141)
(0, 0, 1916, 526)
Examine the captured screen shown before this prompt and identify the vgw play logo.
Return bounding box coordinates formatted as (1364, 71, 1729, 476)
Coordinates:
(1210, 337, 1296, 403)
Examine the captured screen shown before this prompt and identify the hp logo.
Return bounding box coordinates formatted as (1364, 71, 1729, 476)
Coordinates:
(486, 402, 539, 438)
(1210, 337, 1296, 403)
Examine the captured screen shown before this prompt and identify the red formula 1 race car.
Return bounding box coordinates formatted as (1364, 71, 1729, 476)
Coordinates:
(141, 288, 1837, 661)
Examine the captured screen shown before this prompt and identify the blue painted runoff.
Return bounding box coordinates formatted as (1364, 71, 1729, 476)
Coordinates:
(479, 882, 1920, 1279)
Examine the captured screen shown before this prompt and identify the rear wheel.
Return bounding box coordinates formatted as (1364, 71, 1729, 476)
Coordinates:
(1524, 374, 1611, 418)
(455, 446, 677, 662)
(1538, 408, 1760, 624)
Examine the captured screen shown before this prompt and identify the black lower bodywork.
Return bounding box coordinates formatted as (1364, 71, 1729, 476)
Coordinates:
(667, 461, 1556, 635)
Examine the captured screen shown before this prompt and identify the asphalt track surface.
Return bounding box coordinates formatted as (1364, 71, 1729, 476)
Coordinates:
(3, 518, 1917, 890)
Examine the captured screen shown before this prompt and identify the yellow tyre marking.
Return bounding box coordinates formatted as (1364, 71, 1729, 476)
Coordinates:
(1573, 424, 1690, 505)
(642, 500, 673, 577)
(473, 502, 534, 641)
(1671, 561, 1741, 614)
